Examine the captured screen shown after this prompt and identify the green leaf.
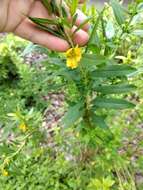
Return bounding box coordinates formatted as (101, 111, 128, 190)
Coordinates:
(105, 20, 115, 39)
(28, 16, 59, 25)
(38, 25, 63, 38)
(94, 84, 136, 94)
(28, 17, 63, 38)
(110, 0, 126, 26)
(70, 0, 79, 15)
(0, 144, 14, 155)
(57, 68, 81, 82)
(93, 97, 135, 110)
(92, 65, 136, 78)
(28, 15, 67, 39)
(42, 0, 53, 15)
(91, 114, 108, 129)
(81, 54, 109, 71)
(137, 3, 143, 12)
(72, 13, 78, 27)
(132, 29, 143, 37)
(62, 102, 84, 127)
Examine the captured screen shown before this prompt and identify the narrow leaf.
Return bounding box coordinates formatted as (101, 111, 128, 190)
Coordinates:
(81, 54, 108, 67)
(86, 8, 105, 52)
(91, 114, 108, 129)
(110, 0, 126, 26)
(29, 16, 59, 25)
(105, 20, 115, 39)
(94, 84, 136, 94)
(132, 29, 143, 37)
(71, 0, 79, 16)
(93, 97, 135, 109)
(62, 102, 84, 127)
(42, 0, 53, 15)
(72, 13, 78, 27)
(29, 17, 64, 38)
(92, 65, 136, 78)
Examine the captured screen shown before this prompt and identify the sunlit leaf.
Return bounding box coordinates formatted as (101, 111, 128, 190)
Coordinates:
(105, 20, 115, 39)
(110, 0, 127, 26)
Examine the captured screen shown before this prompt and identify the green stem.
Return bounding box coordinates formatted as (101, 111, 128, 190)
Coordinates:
(64, 30, 74, 48)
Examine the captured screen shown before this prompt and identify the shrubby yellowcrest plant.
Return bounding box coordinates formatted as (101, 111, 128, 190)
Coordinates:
(29, 0, 138, 133)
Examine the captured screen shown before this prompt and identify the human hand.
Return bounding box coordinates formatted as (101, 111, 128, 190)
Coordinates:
(0, 0, 89, 52)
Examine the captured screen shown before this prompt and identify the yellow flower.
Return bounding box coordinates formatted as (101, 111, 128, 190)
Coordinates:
(76, 132, 80, 138)
(65, 46, 82, 69)
(19, 123, 27, 132)
(91, 161, 95, 166)
(2, 169, 9, 177)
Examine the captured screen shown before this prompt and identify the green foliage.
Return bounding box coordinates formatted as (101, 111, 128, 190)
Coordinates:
(110, 0, 127, 26)
(87, 177, 115, 190)
(0, 34, 25, 83)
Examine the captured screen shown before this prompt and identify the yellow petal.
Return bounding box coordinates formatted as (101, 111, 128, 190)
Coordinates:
(67, 58, 78, 69)
(66, 48, 73, 57)
(2, 169, 9, 176)
(19, 123, 27, 132)
(65, 47, 82, 69)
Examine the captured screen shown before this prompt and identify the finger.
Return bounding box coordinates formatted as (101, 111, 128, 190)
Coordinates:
(72, 26, 89, 46)
(79, 0, 85, 3)
(60, 0, 89, 31)
(75, 9, 90, 31)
